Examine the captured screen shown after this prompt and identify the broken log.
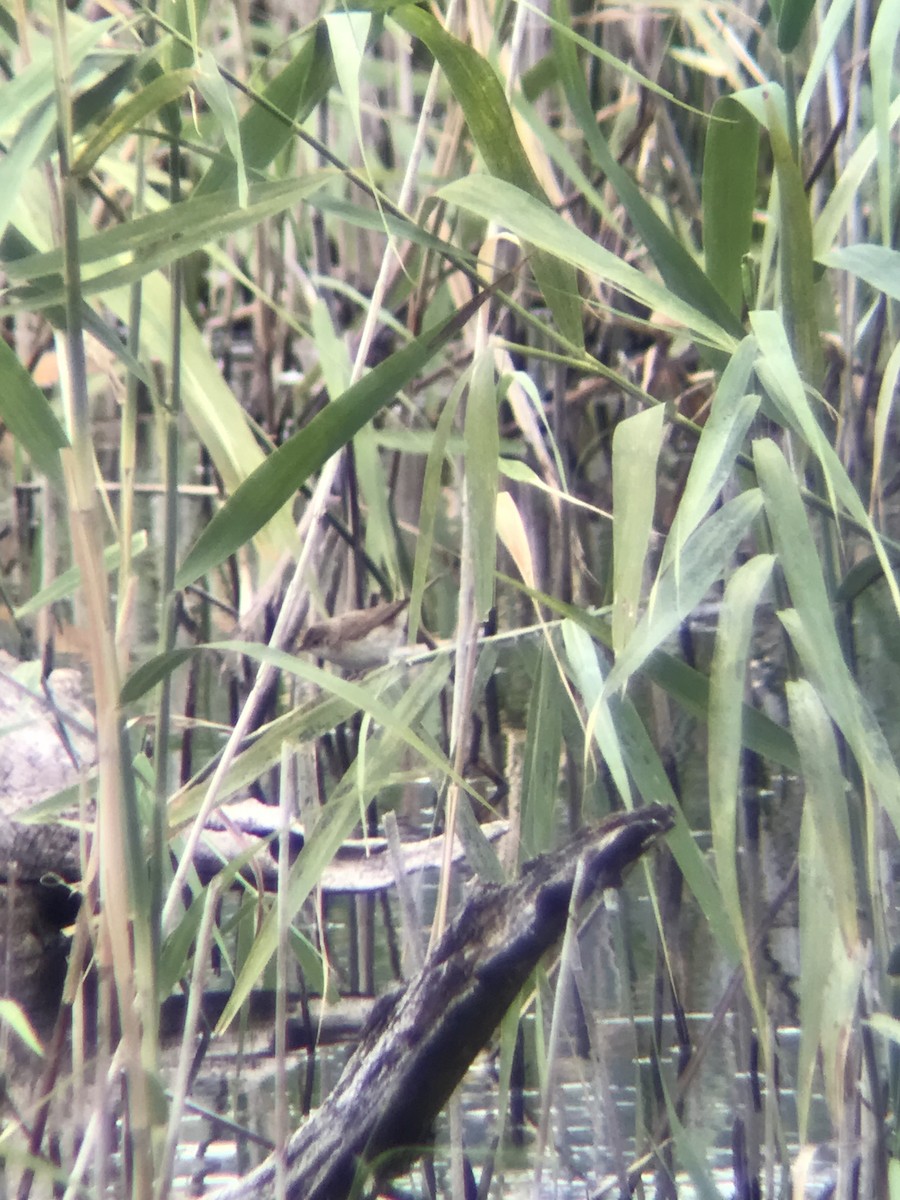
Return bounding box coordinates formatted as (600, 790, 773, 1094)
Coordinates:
(209, 803, 674, 1200)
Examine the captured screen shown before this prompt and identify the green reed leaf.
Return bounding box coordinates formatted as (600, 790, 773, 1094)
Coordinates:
(612, 405, 664, 655)
(175, 278, 506, 587)
(703, 97, 759, 317)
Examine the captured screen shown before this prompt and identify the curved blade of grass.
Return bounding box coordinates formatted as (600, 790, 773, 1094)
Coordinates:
(0, 18, 114, 133)
(781, 606, 900, 838)
(0, 337, 69, 489)
(702, 97, 759, 317)
(753, 438, 842, 670)
(73, 67, 196, 177)
(167, 691, 359, 829)
(813, 94, 900, 256)
(174, 275, 507, 587)
(820, 243, 900, 302)
(796, 0, 855, 125)
(439, 175, 738, 351)
(817, 937, 866, 1127)
(311, 274, 400, 589)
(408, 373, 466, 646)
(551, 0, 743, 341)
(871, 341, 900, 513)
(755, 440, 900, 835)
(71, 52, 139, 137)
(0, 98, 58, 246)
(612, 406, 664, 655)
(871, 0, 900, 246)
(768, 100, 823, 386)
(325, 12, 371, 161)
(392, 4, 582, 347)
(125, 642, 460, 794)
(753, 314, 900, 622)
(0, 224, 153, 386)
(795, 804, 831, 1142)
(15, 532, 148, 619)
(614, 689, 739, 962)
(563, 620, 632, 808)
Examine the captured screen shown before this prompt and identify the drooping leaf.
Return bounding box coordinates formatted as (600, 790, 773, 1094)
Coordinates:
(708, 554, 775, 1025)
(551, 0, 743, 343)
(439, 175, 738, 352)
(519, 641, 563, 857)
(195, 23, 335, 197)
(213, 657, 454, 1032)
(734, 85, 823, 384)
(820, 243, 900, 303)
(506, 573, 799, 770)
(788, 679, 858, 953)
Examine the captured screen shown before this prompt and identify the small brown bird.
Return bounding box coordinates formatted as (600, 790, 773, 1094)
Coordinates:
(296, 598, 410, 671)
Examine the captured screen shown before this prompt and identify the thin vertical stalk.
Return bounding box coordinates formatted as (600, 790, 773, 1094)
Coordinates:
(156, 877, 221, 1200)
(118, 146, 146, 634)
(275, 742, 293, 1200)
(152, 131, 185, 1008)
(52, 4, 153, 1194)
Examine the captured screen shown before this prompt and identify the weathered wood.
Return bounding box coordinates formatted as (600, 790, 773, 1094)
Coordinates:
(0, 664, 505, 894)
(210, 804, 674, 1200)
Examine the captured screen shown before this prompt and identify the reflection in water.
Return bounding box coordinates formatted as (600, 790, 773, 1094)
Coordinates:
(164, 1016, 829, 1198)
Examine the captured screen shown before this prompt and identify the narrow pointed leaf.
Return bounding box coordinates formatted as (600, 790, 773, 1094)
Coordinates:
(73, 68, 196, 177)
(708, 553, 774, 1005)
(777, 0, 817, 53)
(661, 336, 759, 575)
(4, 176, 334, 303)
(440, 175, 737, 351)
(195, 50, 247, 206)
(195, 23, 335, 196)
(0, 338, 69, 489)
(551, 0, 743, 340)
(612, 406, 665, 654)
(175, 278, 507, 587)
(392, 4, 582, 346)
(604, 489, 763, 696)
